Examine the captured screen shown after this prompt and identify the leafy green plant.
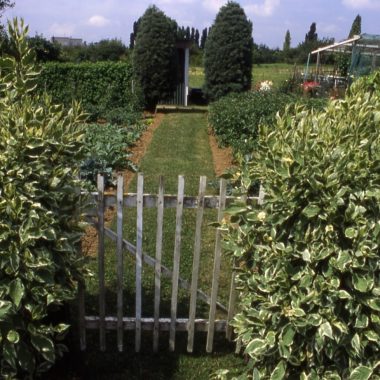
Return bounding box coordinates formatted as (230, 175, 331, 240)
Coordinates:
(222, 73, 380, 379)
(0, 19, 87, 377)
(81, 122, 146, 186)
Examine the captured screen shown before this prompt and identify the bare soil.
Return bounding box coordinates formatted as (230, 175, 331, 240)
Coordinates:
(208, 128, 234, 177)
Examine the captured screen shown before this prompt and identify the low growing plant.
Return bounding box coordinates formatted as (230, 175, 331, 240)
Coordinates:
(0, 20, 87, 377)
(222, 73, 380, 379)
(208, 91, 327, 155)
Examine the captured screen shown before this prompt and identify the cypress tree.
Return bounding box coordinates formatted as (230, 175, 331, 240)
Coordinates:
(305, 22, 318, 43)
(348, 14, 361, 38)
(200, 28, 208, 49)
(133, 6, 178, 109)
(204, 1, 253, 101)
(283, 29, 291, 51)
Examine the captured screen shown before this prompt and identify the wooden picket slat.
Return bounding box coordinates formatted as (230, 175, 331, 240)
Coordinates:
(226, 271, 237, 341)
(169, 175, 185, 352)
(78, 280, 86, 351)
(97, 174, 106, 352)
(135, 173, 144, 352)
(116, 174, 124, 352)
(187, 176, 207, 353)
(206, 179, 227, 353)
(153, 176, 164, 352)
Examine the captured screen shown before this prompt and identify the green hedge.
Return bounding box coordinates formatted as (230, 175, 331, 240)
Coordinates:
(36, 61, 143, 123)
(221, 73, 380, 379)
(208, 91, 327, 154)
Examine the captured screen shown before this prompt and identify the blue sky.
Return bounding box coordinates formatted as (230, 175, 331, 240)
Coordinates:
(3, 0, 380, 48)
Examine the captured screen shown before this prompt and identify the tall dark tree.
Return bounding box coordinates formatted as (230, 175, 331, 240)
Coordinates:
(204, 1, 253, 101)
(305, 22, 318, 43)
(348, 14, 361, 37)
(133, 6, 178, 109)
(185, 26, 191, 40)
(283, 29, 291, 51)
(195, 29, 200, 47)
(200, 27, 208, 49)
(191, 27, 195, 41)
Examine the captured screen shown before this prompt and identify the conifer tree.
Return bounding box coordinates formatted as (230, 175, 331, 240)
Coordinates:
(204, 1, 253, 101)
(133, 6, 177, 109)
(305, 22, 318, 43)
(349, 14, 361, 37)
(283, 29, 291, 51)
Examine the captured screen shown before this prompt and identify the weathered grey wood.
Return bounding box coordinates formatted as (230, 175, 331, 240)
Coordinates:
(84, 193, 260, 210)
(102, 226, 228, 313)
(258, 184, 265, 205)
(206, 179, 227, 353)
(78, 280, 86, 351)
(116, 174, 124, 352)
(169, 175, 185, 352)
(187, 176, 207, 353)
(153, 176, 164, 352)
(226, 271, 237, 341)
(135, 173, 144, 353)
(85, 316, 227, 332)
(97, 174, 106, 351)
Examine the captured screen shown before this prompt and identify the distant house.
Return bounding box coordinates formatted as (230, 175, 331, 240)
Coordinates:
(51, 37, 84, 47)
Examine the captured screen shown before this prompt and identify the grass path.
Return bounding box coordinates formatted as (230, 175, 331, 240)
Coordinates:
(80, 112, 244, 379)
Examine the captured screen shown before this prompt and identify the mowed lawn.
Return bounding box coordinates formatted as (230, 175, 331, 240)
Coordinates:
(79, 113, 244, 380)
(189, 62, 297, 89)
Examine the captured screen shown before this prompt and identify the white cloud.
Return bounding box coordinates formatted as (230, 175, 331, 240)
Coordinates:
(87, 15, 111, 27)
(202, 0, 227, 13)
(49, 23, 75, 36)
(245, 0, 280, 17)
(342, 0, 380, 9)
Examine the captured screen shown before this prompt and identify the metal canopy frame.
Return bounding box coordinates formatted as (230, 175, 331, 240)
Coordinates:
(304, 33, 380, 83)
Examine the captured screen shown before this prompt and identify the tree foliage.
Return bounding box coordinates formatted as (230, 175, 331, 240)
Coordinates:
(133, 5, 178, 109)
(27, 34, 61, 62)
(305, 22, 318, 43)
(283, 30, 291, 51)
(349, 14, 362, 38)
(222, 73, 380, 379)
(204, 1, 253, 101)
(0, 19, 87, 378)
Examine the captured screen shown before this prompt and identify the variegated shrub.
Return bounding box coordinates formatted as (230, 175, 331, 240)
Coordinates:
(0, 20, 87, 377)
(223, 73, 380, 379)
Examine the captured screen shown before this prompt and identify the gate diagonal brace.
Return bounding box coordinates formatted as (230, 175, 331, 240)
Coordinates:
(97, 224, 228, 313)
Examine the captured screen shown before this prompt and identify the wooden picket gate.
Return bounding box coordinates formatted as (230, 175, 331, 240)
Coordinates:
(78, 173, 264, 353)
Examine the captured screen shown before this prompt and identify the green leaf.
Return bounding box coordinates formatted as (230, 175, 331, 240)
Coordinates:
(345, 227, 357, 239)
(245, 338, 267, 357)
(281, 325, 295, 346)
(352, 273, 373, 293)
(351, 333, 361, 355)
(270, 361, 286, 380)
(0, 300, 12, 320)
(302, 204, 320, 218)
(7, 330, 20, 344)
(319, 322, 333, 339)
(349, 366, 372, 380)
(31, 334, 55, 362)
(9, 278, 25, 307)
(367, 298, 380, 311)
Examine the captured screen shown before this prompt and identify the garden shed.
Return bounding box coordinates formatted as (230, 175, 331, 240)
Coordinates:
(161, 40, 192, 106)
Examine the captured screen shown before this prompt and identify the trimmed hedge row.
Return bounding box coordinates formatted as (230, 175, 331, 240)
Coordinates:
(36, 61, 143, 123)
(208, 91, 327, 155)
